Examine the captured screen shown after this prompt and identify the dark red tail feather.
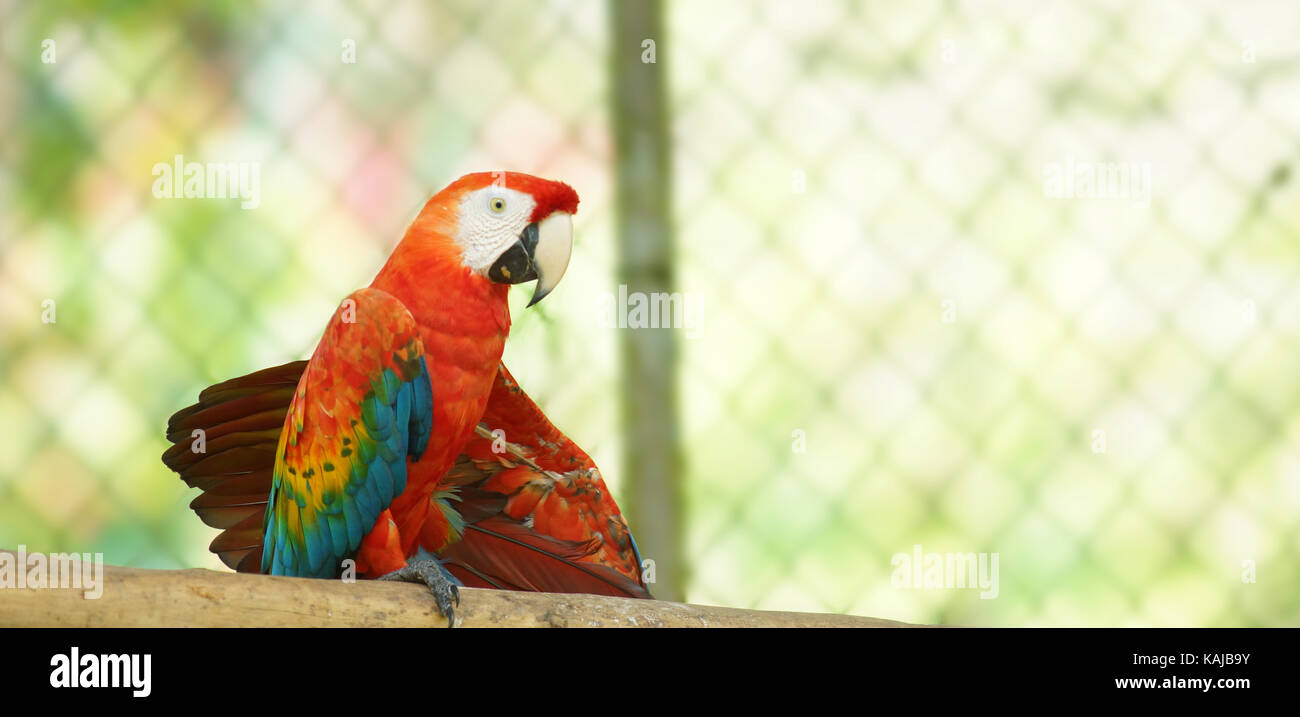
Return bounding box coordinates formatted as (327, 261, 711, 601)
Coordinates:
(442, 517, 652, 598)
(162, 361, 306, 572)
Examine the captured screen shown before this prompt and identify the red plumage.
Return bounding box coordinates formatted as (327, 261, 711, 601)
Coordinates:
(162, 172, 649, 601)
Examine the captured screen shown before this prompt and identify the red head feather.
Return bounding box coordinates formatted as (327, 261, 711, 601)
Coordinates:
(439, 171, 579, 222)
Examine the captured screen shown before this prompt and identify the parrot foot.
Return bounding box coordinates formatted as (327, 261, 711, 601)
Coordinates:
(379, 559, 461, 628)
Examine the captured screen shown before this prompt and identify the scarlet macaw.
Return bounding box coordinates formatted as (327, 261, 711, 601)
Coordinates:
(161, 172, 650, 624)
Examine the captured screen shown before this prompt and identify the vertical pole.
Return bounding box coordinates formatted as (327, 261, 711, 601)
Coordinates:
(609, 0, 683, 601)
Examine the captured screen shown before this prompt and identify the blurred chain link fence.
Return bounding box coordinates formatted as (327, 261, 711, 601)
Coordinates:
(1, 0, 1298, 626)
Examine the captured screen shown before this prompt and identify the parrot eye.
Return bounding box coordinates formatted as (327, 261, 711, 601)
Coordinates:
(489, 197, 507, 214)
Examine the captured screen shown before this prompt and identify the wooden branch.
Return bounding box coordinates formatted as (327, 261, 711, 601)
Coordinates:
(0, 556, 912, 627)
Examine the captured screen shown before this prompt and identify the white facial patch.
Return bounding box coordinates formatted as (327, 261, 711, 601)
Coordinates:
(456, 186, 537, 274)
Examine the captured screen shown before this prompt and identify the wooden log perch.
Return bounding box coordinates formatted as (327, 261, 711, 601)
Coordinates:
(0, 555, 912, 627)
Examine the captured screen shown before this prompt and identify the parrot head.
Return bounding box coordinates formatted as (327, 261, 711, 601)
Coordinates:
(410, 171, 580, 307)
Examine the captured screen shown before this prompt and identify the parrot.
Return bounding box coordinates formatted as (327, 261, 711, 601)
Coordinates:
(160, 172, 651, 624)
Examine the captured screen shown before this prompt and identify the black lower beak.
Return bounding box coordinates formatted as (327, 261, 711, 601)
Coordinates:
(487, 222, 539, 285)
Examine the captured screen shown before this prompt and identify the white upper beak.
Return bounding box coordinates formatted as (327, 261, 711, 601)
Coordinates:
(527, 212, 573, 307)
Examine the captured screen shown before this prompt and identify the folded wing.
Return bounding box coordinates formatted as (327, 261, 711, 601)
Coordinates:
(260, 288, 433, 577)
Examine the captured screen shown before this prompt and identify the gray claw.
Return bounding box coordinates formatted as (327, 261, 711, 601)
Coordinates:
(379, 559, 461, 627)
